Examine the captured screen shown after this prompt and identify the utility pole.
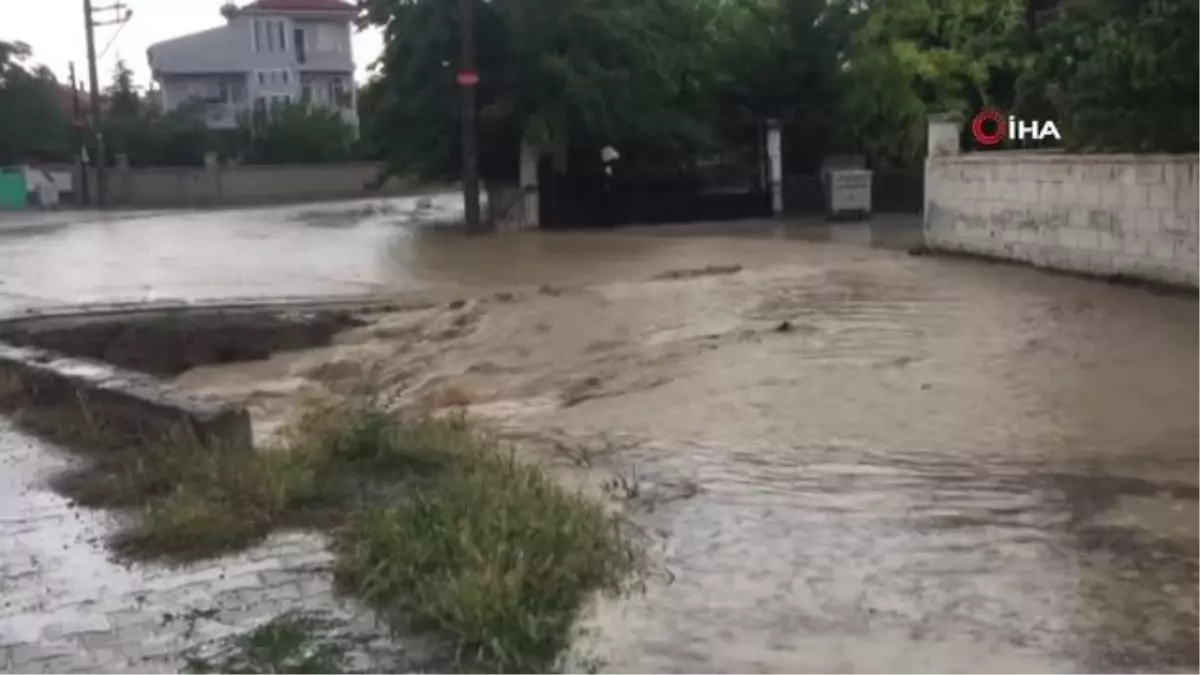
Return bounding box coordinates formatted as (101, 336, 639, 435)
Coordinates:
(83, 0, 106, 208)
(458, 0, 482, 233)
(69, 61, 90, 206)
(82, 0, 130, 209)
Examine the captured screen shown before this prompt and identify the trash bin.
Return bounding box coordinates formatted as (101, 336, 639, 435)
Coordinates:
(824, 169, 872, 220)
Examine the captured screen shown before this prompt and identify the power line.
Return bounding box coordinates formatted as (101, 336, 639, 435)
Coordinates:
(98, 11, 132, 61)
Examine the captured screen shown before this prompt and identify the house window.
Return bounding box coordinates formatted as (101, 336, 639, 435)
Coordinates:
(277, 22, 287, 52)
(294, 28, 307, 63)
(258, 71, 265, 85)
(311, 24, 342, 53)
(282, 70, 289, 84)
(254, 21, 262, 52)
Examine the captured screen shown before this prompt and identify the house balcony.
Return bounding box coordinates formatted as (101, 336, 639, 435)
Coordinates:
(202, 102, 242, 130)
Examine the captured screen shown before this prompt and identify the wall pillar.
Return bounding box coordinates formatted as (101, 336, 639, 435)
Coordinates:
(204, 152, 221, 206)
(927, 114, 962, 160)
(519, 139, 540, 229)
(114, 153, 131, 207)
(924, 114, 961, 225)
(766, 119, 783, 216)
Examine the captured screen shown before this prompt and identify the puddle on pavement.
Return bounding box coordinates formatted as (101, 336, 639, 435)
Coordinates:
(165, 222, 1198, 673)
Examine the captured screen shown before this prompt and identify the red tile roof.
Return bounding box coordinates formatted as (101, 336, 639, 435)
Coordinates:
(243, 0, 356, 11)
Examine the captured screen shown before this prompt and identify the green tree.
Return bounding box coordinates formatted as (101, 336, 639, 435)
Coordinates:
(107, 59, 140, 120)
(248, 103, 356, 164)
(362, 0, 720, 182)
(705, 0, 852, 172)
(1018, 0, 1198, 152)
(104, 59, 145, 163)
(355, 79, 386, 160)
(0, 40, 73, 164)
(97, 61, 214, 167)
(836, 0, 1026, 168)
(129, 106, 216, 166)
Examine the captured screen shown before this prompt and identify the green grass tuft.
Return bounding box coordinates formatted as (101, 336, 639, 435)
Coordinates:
(182, 613, 354, 674)
(31, 383, 637, 672)
(337, 445, 637, 672)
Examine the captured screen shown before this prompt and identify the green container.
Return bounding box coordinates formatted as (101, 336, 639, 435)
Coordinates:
(0, 171, 27, 210)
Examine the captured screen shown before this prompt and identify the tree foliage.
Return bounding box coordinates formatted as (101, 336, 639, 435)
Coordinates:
(1018, 0, 1198, 152)
(107, 59, 140, 120)
(0, 40, 73, 164)
(245, 103, 357, 164)
(7, 0, 1194, 176)
(362, 0, 724, 182)
(705, 0, 848, 171)
(836, 0, 1027, 167)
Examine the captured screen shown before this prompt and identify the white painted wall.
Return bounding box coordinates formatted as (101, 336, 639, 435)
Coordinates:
(923, 117, 1199, 287)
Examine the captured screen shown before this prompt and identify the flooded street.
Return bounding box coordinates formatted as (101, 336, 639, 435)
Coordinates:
(0, 195, 466, 314)
(171, 209, 1197, 672)
(0, 200, 1195, 672)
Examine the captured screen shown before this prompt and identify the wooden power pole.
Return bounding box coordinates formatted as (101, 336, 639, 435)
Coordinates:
(458, 0, 482, 233)
(83, 0, 106, 208)
(82, 0, 131, 208)
(69, 61, 90, 206)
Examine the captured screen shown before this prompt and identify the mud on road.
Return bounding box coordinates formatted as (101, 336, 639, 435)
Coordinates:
(173, 231, 1199, 673)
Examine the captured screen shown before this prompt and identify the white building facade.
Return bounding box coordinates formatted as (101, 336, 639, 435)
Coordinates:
(147, 0, 358, 131)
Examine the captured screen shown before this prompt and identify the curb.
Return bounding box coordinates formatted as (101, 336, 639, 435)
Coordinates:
(0, 342, 252, 449)
(0, 296, 412, 450)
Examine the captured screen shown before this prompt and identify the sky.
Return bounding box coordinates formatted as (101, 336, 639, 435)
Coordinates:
(3, 0, 385, 89)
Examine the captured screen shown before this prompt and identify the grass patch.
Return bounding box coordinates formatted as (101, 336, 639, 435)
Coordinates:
(29, 383, 637, 672)
(182, 613, 354, 674)
(337, 444, 637, 672)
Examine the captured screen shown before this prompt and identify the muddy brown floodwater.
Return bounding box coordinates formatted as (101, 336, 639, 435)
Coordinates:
(176, 219, 1199, 673)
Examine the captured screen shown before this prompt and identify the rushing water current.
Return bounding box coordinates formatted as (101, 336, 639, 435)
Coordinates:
(3, 200, 1195, 672)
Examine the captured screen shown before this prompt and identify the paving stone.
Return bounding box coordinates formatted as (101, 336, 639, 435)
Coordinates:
(9, 643, 82, 668)
(0, 424, 392, 673)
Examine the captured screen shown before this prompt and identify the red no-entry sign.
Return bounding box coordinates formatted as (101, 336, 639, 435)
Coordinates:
(456, 71, 479, 87)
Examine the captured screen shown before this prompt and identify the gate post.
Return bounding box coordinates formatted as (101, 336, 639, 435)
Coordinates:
(925, 113, 960, 225)
(927, 113, 961, 159)
(519, 139, 540, 228)
(766, 119, 783, 216)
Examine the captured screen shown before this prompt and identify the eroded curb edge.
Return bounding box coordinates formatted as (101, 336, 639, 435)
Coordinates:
(0, 296, 416, 449)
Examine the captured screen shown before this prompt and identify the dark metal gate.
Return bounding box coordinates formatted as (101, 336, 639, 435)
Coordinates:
(538, 140, 772, 229)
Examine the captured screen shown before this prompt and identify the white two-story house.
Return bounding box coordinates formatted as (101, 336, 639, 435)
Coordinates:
(147, 0, 358, 131)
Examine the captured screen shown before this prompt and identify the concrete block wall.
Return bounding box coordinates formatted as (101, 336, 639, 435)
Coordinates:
(924, 127, 1199, 288)
(91, 162, 417, 208)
